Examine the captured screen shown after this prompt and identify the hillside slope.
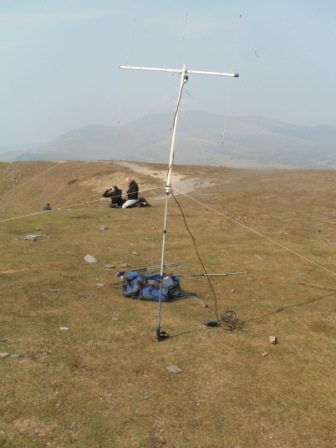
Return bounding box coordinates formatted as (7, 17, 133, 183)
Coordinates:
(1, 113, 335, 169)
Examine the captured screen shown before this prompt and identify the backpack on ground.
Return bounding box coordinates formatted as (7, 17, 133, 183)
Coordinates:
(121, 271, 181, 302)
(137, 197, 151, 207)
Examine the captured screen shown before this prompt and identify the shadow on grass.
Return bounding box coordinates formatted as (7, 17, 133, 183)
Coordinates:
(244, 283, 336, 323)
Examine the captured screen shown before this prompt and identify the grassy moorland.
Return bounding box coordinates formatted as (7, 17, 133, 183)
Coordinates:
(0, 161, 335, 448)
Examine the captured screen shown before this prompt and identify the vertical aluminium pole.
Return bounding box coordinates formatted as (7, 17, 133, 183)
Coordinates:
(119, 64, 239, 341)
(156, 65, 188, 341)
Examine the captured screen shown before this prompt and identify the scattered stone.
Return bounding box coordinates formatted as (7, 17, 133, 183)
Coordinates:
(84, 254, 98, 263)
(166, 365, 183, 374)
(104, 264, 115, 269)
(144, 393, 151, 400)
(22, 234, 49, 241)
(0, 338, 8, 343)
(49, 288, 61, 293)
(261, 352, 268, 357)
(231, 288, 236, 294)
(0, 352, 10, 358)
(100, 225, 109, 231)
(119, 263, 130, 268)
(60, 327, 69, 331)
(111, 317, 119, 321)
(9, 354, 21, 359)
(132, 251, 140, 256)
(269, 336, 277, 345)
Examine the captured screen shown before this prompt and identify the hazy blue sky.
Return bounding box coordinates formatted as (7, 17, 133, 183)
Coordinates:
(0, 0, 335, 148)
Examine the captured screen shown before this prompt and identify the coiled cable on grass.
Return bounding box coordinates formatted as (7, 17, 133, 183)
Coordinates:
(220, 310, 238, 331)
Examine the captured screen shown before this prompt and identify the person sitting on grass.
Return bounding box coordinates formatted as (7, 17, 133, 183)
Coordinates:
(102, 185, 124, 208)
(122, 177, 139, 208)
(43, 203, 52, 211)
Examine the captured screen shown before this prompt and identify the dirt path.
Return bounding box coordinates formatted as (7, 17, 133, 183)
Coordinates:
(114, 161, 201, 197)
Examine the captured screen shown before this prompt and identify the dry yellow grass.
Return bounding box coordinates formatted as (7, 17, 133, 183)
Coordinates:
(0, 161, 335, 447)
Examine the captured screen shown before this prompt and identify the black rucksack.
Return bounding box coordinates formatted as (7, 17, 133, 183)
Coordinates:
(137, 197, 151, 207)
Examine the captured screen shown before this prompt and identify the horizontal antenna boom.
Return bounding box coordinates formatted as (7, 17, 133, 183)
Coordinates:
(120, 65, 239, 77)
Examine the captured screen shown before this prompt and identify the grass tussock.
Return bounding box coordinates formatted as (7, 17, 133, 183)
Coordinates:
(0, 161, 335, 447)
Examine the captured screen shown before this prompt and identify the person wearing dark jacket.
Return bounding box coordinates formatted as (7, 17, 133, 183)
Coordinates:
(103, 185, 124, 208)
(122, 177, 139, 208)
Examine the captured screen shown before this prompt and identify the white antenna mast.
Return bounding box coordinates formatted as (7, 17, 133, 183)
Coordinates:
(120, 63, 239, 342)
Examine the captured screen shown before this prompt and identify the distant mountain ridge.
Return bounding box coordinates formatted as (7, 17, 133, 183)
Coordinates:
(1, 112, 335, 169)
